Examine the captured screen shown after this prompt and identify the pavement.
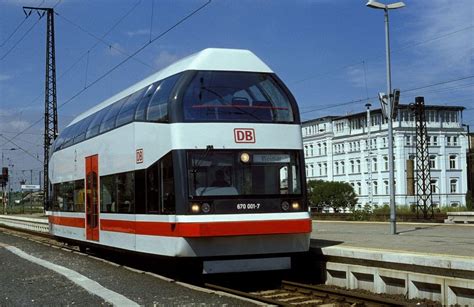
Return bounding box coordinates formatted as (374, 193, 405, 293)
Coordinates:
(0, 230, 254, 306)
(311, 220, 474, 258)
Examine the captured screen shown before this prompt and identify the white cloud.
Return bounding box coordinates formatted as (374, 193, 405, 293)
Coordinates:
(153, 50, 180, 70)
(0, 74, 11, 81)
(399, 0, 473, 82)
(125, 29, 149, 37)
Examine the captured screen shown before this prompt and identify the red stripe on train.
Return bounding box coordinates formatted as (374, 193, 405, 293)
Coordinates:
(100, 219, 312, 237)
(49, 216, 311, 237)
(49, 216, 85, 228)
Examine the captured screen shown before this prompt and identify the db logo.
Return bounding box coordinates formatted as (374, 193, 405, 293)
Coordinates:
(234, 128, 256, 143)
(136, 148, 144, 164)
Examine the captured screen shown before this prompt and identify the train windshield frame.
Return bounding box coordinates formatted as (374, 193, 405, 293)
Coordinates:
(181, 71, 297, 123)
(187, 150, 302, 198)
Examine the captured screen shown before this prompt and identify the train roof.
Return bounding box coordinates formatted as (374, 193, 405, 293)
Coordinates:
(69, 48, 274, 126)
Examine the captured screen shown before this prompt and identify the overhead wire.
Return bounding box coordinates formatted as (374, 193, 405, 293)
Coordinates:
(55, 10, 155, 70)
(0, 0, 45, 48)
(291, 24, 474, 86)
(301, 74, 474, 115)
(0, 0, 212, 154)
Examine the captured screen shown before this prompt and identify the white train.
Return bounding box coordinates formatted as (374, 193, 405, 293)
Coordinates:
(47, 48, 311, 273)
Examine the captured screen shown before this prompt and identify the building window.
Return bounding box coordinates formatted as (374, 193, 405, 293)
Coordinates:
(429, 155, 436, 169)
(446, 136, 451, 146)
(305, 165, 308, 176)
(335, 162, 339, 175)
(430, 180, 437, 194)
(384, 180, 389, 194)
(372, 158, 377, 172)
(449, 155, 457, 169)
(310, 144, 314, 156)
(432, 136, 438, 145)
(405, 136, 411, 146)
(383, 156, 388, 171)
(356, 160, 361, 173)
(323, 143, 327, 155)
(310, 164, 314, 177)
(304, 146, 308, 157)
(373, 181, 378, 195)
(357, 182, 362, 195)
(318, 143, 322, 155)
(318, 163, 322, 176)
(350, 160, 355, 173)
(324, 163, 328, 176)
(452, 136, 458, 146)
(341, 162, 345, 174)
(450, 179, 457, 193)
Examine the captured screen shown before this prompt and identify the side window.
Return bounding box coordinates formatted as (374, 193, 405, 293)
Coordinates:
(59, 181, 74, 212)
(73, 115, 94, 144)
(116, 172, 135, 213)
(100, 174, 117, 213)
(74, 179, 85, 213)
(100, 172, 135, 213)
(116, 88, 147, 127)
(135, 83, 158, 121)
(146, 161, 160, 213)
(100, 96, 129, 134)
(61, 125, 77, 149)
(147, 74, 180, 122)
(161, 153, 175, 214)
(135, 169, 146, 214)
(86, 106, 111, 139)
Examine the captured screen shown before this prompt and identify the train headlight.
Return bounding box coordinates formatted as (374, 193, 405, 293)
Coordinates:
(191, 203, 200, 213)
(291, 201, 300, 210)
(201, 202, 211, 213)
(281, 201, 290, 211)
(240, 152, 250, 163)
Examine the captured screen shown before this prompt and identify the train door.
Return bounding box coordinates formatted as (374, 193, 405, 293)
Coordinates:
(85, 155, 99, 241)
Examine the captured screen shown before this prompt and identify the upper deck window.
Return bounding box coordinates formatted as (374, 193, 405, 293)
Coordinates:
(182, 71, 295, 123)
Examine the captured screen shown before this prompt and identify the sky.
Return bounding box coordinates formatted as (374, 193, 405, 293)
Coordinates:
(0, 0, 473, 189)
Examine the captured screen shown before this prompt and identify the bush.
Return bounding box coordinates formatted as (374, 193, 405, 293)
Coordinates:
(308, 180, 357, 213)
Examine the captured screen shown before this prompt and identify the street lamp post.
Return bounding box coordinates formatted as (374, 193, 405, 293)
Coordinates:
(366, 0, 405, 235)
(1, 148, 17, 214)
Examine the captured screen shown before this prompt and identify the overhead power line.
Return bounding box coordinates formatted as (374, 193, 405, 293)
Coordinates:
(0, 0, 60, 61)
(55, 10, 154, 70)
(292, 24, 474, 86)
(0, 0, 212, 154)
(301, 74, 474, 115)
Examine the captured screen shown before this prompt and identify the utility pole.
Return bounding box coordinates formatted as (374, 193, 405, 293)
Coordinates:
(23, 6, 58, 211)
(366, 103, 373, 207)
(413, 97, 433, 218)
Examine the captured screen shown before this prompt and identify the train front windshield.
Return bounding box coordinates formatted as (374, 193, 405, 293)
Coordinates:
(187, 151, 302, 197)
(182, 71, 296, 123)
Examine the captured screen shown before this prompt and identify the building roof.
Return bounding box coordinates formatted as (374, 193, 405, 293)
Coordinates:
(69, 48, 273, 126)
(304, 104, 466, 122)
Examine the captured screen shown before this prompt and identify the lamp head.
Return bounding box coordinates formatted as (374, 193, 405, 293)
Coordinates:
(366, 1, 405, 10)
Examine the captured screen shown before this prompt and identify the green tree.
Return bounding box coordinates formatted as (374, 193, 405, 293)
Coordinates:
(307, 180, 358, 212)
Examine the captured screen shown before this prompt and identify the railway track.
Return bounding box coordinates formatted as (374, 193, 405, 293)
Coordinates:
(1, 217, 410, 306)
(206, 280, 406, 306)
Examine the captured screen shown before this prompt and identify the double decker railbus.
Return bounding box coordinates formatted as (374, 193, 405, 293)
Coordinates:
(47, 48, 311, 273)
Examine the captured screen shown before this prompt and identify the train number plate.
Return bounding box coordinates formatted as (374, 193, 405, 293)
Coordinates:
(236, 203, 261, 210)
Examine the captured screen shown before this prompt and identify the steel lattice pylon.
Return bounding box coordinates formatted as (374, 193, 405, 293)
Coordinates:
(24, 7, 58, 210)
(413, 96, 433, 219)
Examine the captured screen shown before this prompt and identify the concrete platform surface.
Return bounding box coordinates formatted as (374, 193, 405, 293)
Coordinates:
(311, 220, 474, 258)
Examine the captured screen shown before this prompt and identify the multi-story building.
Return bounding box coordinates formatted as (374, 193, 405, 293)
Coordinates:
(302, 105, 468, 208)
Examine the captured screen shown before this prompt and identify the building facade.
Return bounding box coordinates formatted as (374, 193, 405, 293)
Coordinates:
(302, 105, 468, 208)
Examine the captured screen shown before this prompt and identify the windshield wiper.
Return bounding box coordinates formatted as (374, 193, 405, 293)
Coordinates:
(191, 145, 214, 195)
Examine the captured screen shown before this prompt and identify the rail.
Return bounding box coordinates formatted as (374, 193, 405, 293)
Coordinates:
(205, 280, 406, 306)
(0, 215, 49, 233)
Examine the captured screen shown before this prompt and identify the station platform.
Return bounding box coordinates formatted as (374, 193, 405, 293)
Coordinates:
(310, 220, 474, 305)
(311, 220, 474, 257)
